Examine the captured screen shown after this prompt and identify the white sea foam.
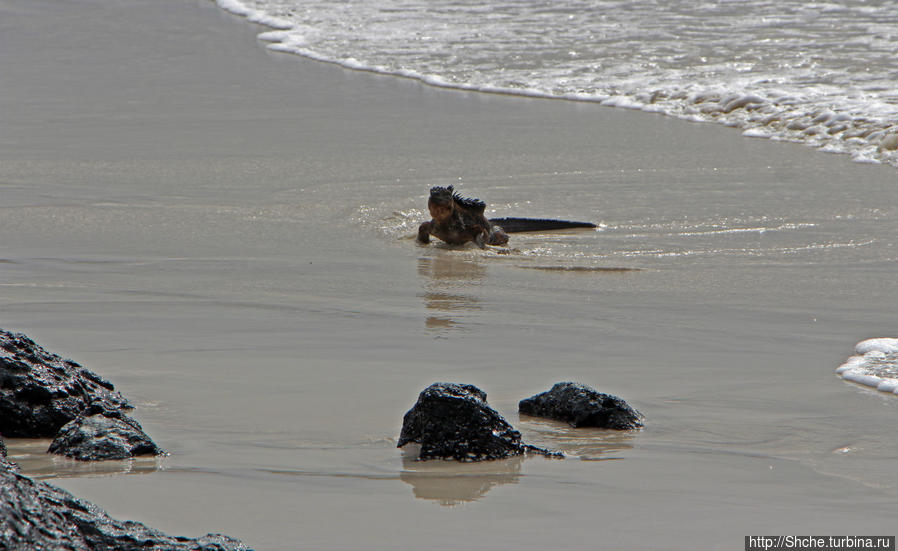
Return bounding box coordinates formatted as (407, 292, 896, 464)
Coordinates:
(215, 0, 898, 168)
(836, 338, 898, 394)
(215, 0, 292, 29)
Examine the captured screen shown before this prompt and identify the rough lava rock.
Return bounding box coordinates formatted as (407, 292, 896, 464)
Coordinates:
(519, 382, 644, 430)
(0, 332, 242, 547)
(0, 329, 132, 437)
(398, 382, 560, 461)
(49, 407, 164, 461)
(0, 455, 248, 551)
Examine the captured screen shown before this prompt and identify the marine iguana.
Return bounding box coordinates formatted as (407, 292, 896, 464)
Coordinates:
(416, 185, 596, 247)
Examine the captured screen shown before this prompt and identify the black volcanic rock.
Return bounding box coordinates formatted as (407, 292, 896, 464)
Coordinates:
(0, 331, 243, 548)
(1, 455, 88, 550)
(49, 408, 163, 461)
(0, 330, 132, 437)
(0, 329, 162, 460)
(398, 382, 560, 461)
(519, 382, 644, 430)
(0, 456, 248, 551)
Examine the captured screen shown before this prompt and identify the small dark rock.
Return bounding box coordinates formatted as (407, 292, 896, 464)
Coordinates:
(0, 434, 6, 459)
(0, 329, 132, 438)
(0, 457, 248, 551)
(519, 382, 644, 430)
(398, 382, 560, 461)
(48, 410, 163, 461)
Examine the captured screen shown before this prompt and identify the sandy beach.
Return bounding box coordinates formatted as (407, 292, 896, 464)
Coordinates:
(2, 0, 898, 549)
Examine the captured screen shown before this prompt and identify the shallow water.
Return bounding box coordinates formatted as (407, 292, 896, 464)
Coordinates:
(218, 0, 898, 167)
(2, 0, 898, 549)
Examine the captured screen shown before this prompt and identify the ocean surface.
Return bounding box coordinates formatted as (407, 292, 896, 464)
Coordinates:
(2, 0, 898, 549)
(218, 0, 898, 166)
(217, 0, 898, 385)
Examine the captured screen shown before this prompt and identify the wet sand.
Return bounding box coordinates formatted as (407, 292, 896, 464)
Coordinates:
(2, 0, 898, 549)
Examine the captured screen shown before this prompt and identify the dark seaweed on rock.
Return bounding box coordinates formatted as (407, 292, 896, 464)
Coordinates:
(0, 329, 132, 438)
(398, 382, 560, 461)
(519, 382, 644, 430)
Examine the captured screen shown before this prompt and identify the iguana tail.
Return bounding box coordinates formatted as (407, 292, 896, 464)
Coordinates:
(489, 217, 597, 233)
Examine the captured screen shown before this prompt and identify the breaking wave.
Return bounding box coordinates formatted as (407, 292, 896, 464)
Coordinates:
(216, 0, 898, 167)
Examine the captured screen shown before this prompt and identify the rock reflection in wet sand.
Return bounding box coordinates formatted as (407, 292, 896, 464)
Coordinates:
(5, 438, 164, 480)
(517, 415, 637, 461)
(400, 446, 523, 506)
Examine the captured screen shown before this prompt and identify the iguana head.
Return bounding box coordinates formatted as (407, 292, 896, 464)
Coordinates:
(427, 185, 456, 221)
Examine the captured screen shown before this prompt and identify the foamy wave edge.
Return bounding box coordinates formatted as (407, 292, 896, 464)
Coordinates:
(836, 338, 898, 394)
(216, 0, 293, 29)
(214, 0, 898, 169)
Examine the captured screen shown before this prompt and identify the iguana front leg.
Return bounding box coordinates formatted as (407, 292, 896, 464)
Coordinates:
(417, 221, 433, 244)
(487, 227, 509, 246)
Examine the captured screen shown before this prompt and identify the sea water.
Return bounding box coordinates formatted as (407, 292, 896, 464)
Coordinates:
(217, 0, 898, 166)
(214, 0, 898, 400)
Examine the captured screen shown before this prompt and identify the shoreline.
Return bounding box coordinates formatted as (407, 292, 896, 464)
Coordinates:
(214, 0, 898, 170)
